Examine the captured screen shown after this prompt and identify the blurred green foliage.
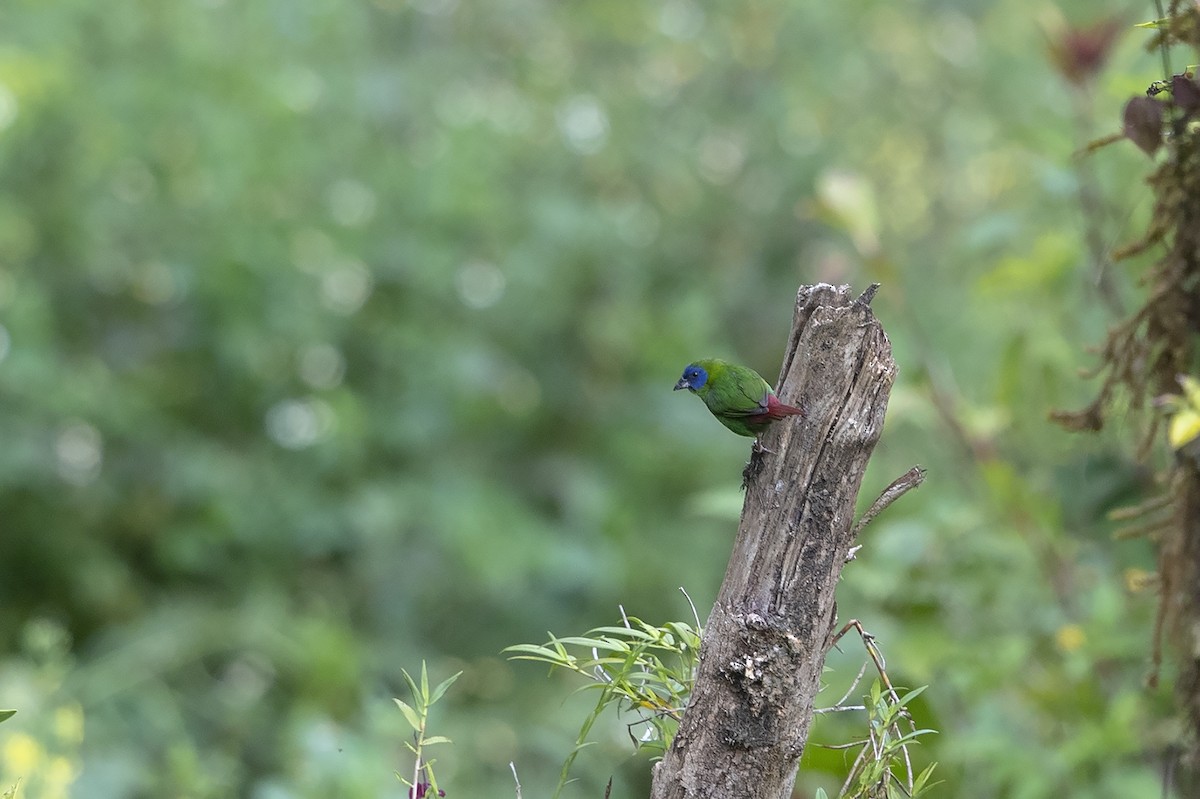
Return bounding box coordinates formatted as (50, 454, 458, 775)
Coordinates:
(0, 0, 1180, 796)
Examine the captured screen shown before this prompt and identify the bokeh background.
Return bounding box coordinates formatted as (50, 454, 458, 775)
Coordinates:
(0, 0, 1181, 796)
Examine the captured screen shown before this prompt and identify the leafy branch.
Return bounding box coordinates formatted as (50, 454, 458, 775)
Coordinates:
(507, 601, 938, 798)
(819, 620, 939, 798)
(504, 604, 702, 798)
(1052, 4, 1200, 776)
(394, 662, 462, 799)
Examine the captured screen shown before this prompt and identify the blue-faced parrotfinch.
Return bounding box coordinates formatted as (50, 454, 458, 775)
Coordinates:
(674, 358, 803, 437)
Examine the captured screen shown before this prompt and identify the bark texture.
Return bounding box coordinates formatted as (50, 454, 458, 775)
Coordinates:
(650, 283, 895, 799)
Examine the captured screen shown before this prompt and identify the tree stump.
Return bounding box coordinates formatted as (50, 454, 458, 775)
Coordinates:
(650, 283, 896, 799)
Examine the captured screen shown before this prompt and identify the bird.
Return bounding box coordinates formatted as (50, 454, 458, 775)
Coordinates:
(673, 358, 803, 437)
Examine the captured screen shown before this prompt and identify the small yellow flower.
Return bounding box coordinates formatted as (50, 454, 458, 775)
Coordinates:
(1169, 409, 1200, 451)
(1124, 568, 1157, 593)
(2, 732, 43, 774)
(1160, 376, 1200, 450)
(1055, 623, 1086, 653)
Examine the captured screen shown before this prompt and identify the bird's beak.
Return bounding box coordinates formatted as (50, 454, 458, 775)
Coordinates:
(673, 378, 689, 391)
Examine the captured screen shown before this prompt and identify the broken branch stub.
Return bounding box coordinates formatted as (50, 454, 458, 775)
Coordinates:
(650, 283, 897, 799)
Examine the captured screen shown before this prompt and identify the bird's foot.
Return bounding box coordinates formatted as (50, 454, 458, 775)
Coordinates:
(742, 439, 771, 489)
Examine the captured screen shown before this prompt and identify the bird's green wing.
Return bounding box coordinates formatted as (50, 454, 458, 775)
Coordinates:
(705, 364, 772, 417)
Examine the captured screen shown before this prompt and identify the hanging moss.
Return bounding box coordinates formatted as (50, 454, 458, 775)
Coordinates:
(1053, 0, 1200, 786)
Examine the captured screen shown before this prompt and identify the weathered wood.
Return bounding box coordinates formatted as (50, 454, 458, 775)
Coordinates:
(650, 283, 896, 799)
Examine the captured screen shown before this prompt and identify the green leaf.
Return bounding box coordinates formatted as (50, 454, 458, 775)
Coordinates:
(393, 698, 423, 731)
(589, 625, 656, 641)
(912, 762, 940, 795)
(503, 644, 576, 666)
(545, 635, 572, 660)
(891, 728, 938, 747)
(860, 759, 886, 784)
(0, 710, 14, 724)
(869, 680, 882, 707)
(895, 685, 928, 707)
(400, 668, 420, 702)
(420, 661, 430, 702)
(429, 671, 463, 705)
(556, 636, 631, 652)
(664, 623, 701, 647)
(422, 735, 453, 746)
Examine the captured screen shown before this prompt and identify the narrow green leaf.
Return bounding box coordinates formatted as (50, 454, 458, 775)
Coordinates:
(506, 654, 559, 666)
(420, 661, 430, 702)
(912, 762, 939, 793)
(503, 644, 574, 664)
(861, 759, 886, 783)
(429, 671, 463, 705)
(635, 619, 669, 638)
(393, 698, 423, 731)
(549, 637, 571, 659)
(890, 728, 938, 747)
(895, 685, 928, 707)
(556, 636, 630, 652)
(588, 656, 630, 667)
(400, 668, 420, 702)
(0, 710, 14, 724)
(589, 625, 656, 641)
(422, 735, 453, 746)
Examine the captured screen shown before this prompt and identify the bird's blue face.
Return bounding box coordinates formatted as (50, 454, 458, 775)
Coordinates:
(673, 364, 708, 392)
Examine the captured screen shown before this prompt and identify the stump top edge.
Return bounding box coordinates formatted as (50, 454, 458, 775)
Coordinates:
(795, 282, 880, 308)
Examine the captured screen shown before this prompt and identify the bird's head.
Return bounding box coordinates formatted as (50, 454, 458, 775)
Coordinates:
(674, 363, 708, 392)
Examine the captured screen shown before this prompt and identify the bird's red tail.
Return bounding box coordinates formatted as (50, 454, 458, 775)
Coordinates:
(765, 394, 804, 420)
